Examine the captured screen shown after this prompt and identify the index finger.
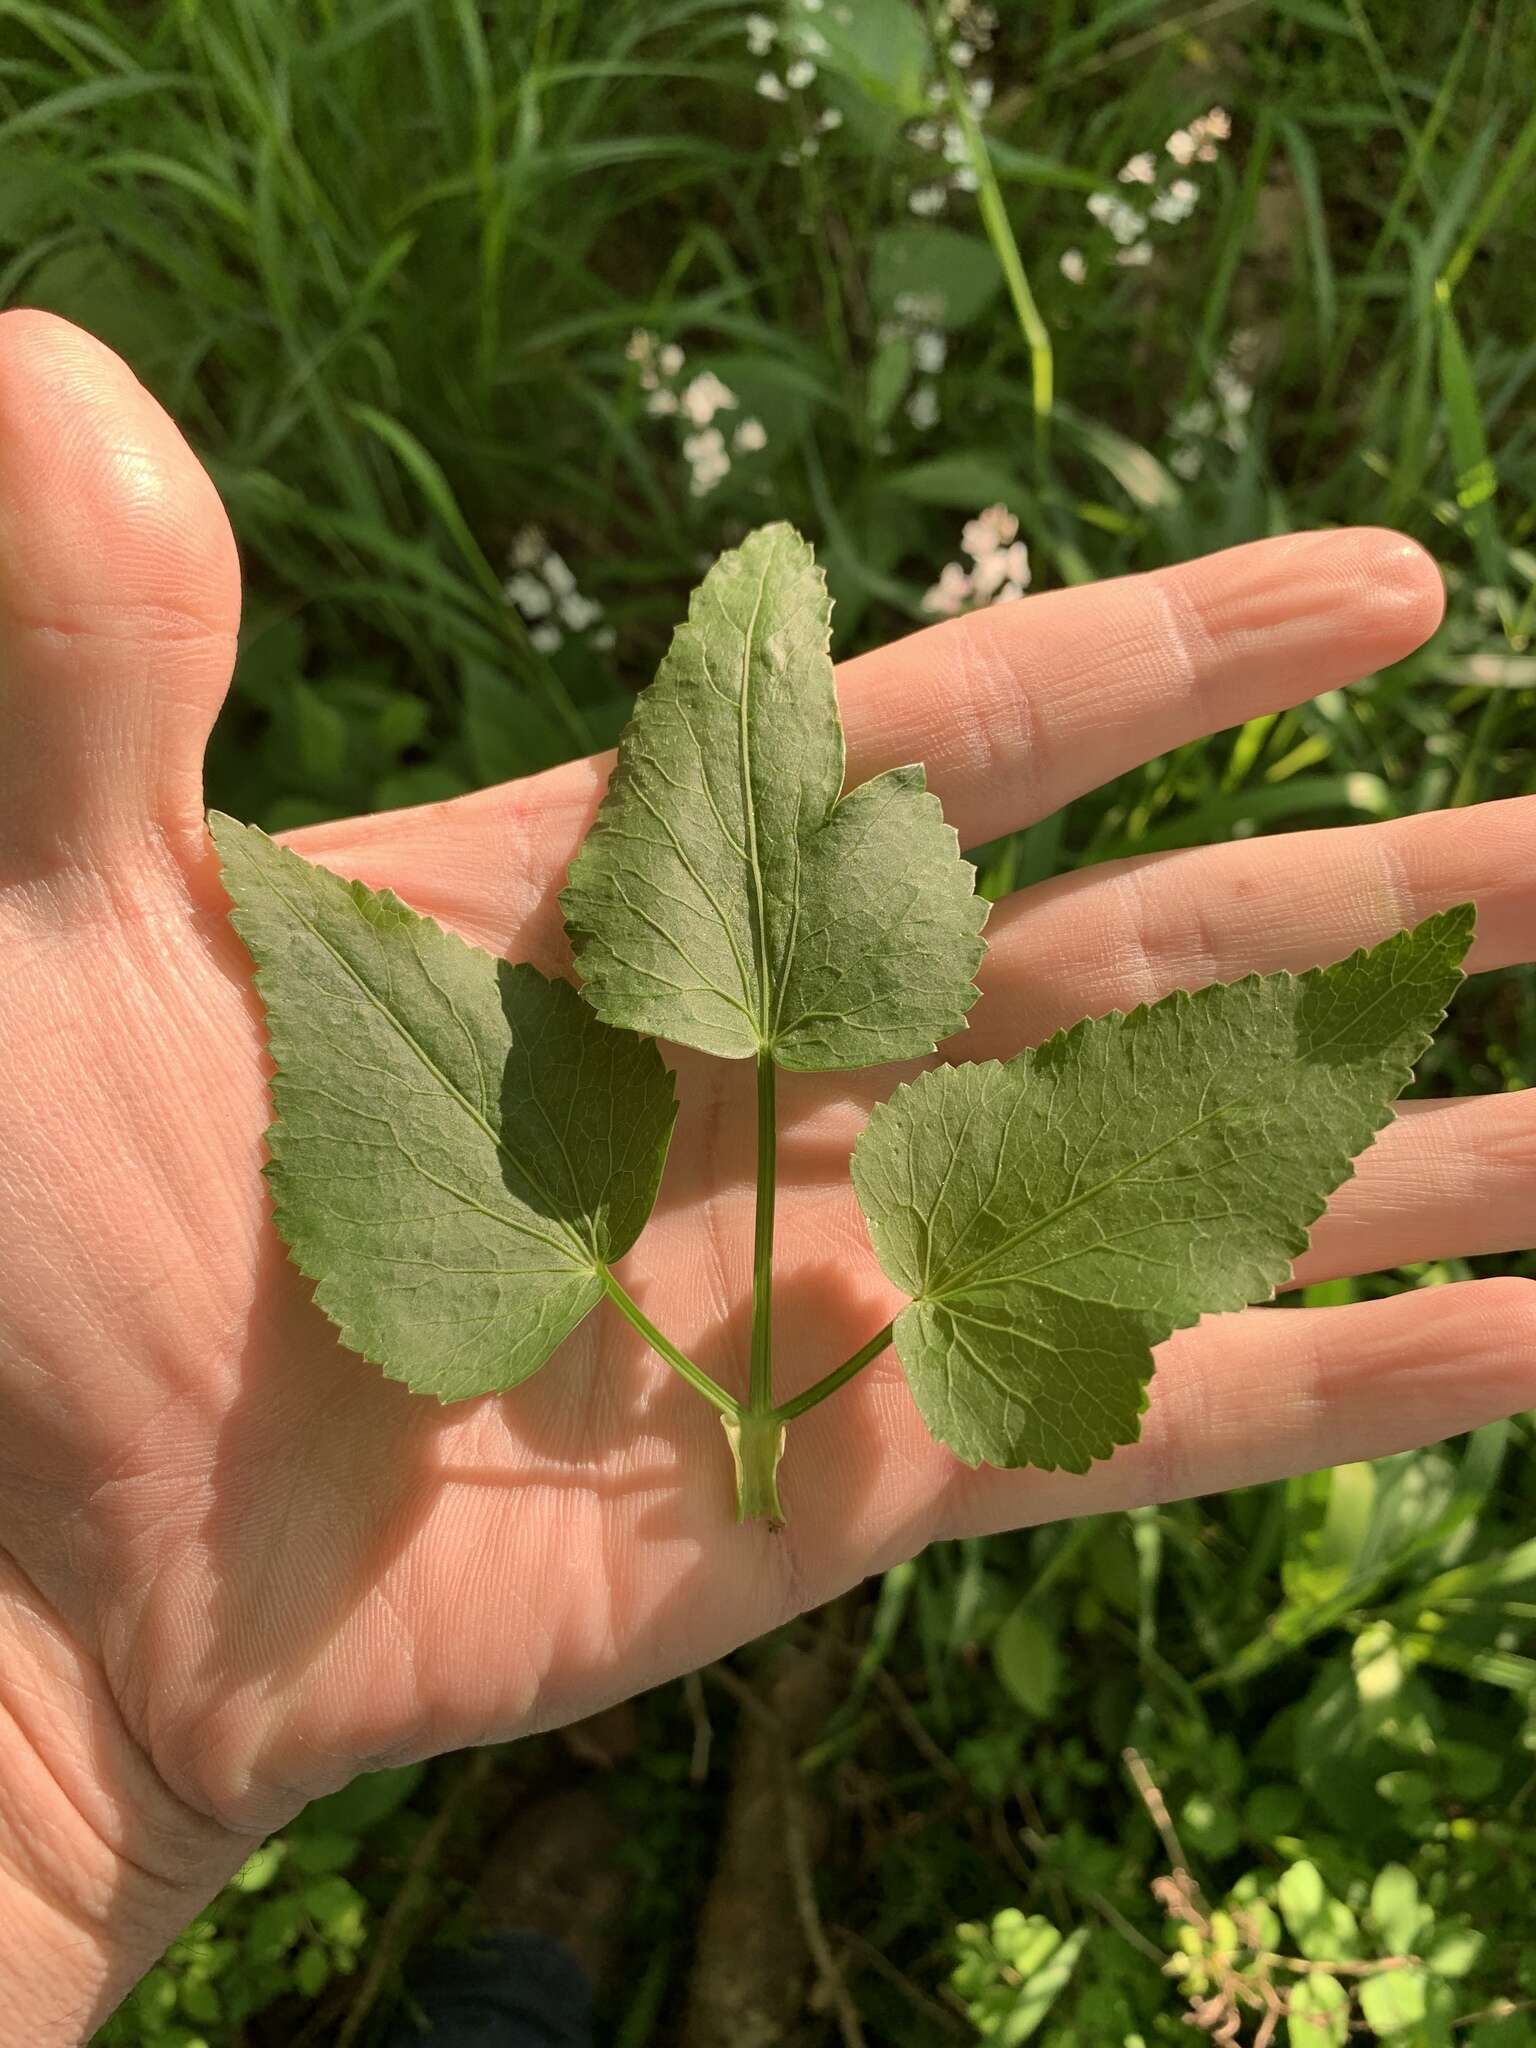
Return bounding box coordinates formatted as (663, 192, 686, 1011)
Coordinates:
(837, 524, 1443, 847)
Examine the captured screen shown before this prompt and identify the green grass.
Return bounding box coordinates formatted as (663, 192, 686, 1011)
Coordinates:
(4, 0, 1534, 2039)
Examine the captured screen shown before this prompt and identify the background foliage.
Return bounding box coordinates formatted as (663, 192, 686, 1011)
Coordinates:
(3, 0, 1533, 2039)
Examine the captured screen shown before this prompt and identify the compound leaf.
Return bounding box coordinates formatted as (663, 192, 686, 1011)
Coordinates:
(560, 522, 987, 1070)
(212, 814, 677, 1401)
(851, 910, 1473, 1472)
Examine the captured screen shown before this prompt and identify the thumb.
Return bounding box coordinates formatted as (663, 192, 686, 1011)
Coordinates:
(0, 310, 240, 880)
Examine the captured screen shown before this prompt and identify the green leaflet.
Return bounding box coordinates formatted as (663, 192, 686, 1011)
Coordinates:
(850, 910, 1474, 1473)
(211, 815, 677, 1401)
(560, 522, 988, 1071)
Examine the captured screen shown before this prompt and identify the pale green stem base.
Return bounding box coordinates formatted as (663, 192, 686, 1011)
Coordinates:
(722, 1410, 788, 1527)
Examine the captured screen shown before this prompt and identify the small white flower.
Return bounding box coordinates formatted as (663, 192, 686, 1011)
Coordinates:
(817, 105, 843, 131)
(797, 25, 828, 52)
(745, 10, 775, 54)
(509, 524, 546, 568)
(799, 135, 820, 159)
(1188, 109, 1229, 163)
(994, 578, 1027, 605)
(960, 504, 1018, 559)
(658, 341, 685, 377)
(1151, 178, 1199, 224)
(803, 0, 824, 10)
(906, 382, 940, 430)
(967, 75, 994, 114)
(1174, 399, 1217, 436)
(952, 164, 979, 192)
(912, 329, 947, 374)
(785, 55, 816, 87)
(529, 621, 562, 653)
(504, 570, 551, 617)
(923, 560, 972, 615)
(734, 417, 768, 453)
(1214, 361, 1253, 414)
(684, 426, 731, 494)
(681, 371, 738, 426)
(970, 540, 1028, 599)
(624, 328, 655, 363)
(592, 624, 617, 652)
(560, 591, 603, 632)
(942, 121, 968, 164)
(646, 388, 678, 416)
(1088, 192, 1147, 244)
(1115, 240, 1153, 267)
(755, 70, 788, 100)
(1059, 246, 1087, 284)
(949, 38, 975, 65)
(1165, 129, 1196, 166)
(1118, 151, 1156, 185)
(910, 119, 941, 151)
(908, 182, 948, 217)
(894, 289, 944, 325)
(542, 551, 576, 597)
(1170, 444, 1203, 480)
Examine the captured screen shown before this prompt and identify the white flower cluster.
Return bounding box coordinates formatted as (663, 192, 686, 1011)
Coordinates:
(922, 504, 1031, 617)
(503, 527, 615, 655)
(876, 289, 949, 432)
(904, 1, 996, 217)
(749, 2, 844, 165)
(1060, 106, 1229, 283)
(626, 329, 768, 498)
(1168, 335, 1257, 480)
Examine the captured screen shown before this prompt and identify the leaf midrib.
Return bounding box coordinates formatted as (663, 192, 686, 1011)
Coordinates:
(922, 944, 1445, 1305)
(923, 1088, 1247, 1302)
(736, 546, 775, 1048)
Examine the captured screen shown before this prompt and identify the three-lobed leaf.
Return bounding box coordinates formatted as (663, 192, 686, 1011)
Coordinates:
(851, 910, 1474, 1473)
(560, 521, 987, 1071)
(212, 815, 677, 1401)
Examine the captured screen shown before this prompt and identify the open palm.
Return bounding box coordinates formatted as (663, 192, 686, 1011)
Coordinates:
(3, 313, 1533, 2032)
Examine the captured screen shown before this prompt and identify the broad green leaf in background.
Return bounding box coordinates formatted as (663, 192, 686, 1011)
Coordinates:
(212, 816, 677, 1401)
(1287, 1970, 1349, 2048)
(869, 225, 1003, 329)
(991, 1602, 1063, 1718)
(1359, 1967, 1430, 2035)
(562, 523, 987, 1070)
(851, 911, 1472, 1471)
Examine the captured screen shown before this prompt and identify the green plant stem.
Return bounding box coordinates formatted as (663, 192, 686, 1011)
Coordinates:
(773, 1321, 896, 1424)
(937, 33, 1053, 464)
(601, 1269, 738, 1419)
(749, 1051, 777, 1416)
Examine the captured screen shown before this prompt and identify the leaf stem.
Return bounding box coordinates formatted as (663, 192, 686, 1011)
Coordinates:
(749, 1051, 777, 1416)
(772, 1321, 895, 1424)
(601, 1269, 739, 1419)
(936, 19, 1052, 464)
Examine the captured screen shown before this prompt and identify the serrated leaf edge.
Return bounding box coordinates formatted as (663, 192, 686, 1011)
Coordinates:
(857, 905, 1475, 1472)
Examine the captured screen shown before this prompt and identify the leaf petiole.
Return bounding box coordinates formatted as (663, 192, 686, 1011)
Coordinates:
(749, 1051, 777, 1416)
(600, 1269, 739, 1419)
(771, 1321, 896, 1425)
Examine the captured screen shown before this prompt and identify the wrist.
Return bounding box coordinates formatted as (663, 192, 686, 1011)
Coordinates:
(0, 1831, 244, 2048)
(0, 1560, 250, 2046)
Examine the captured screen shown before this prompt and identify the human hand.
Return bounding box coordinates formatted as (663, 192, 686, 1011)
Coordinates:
(2, 312, 1532, 2040)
